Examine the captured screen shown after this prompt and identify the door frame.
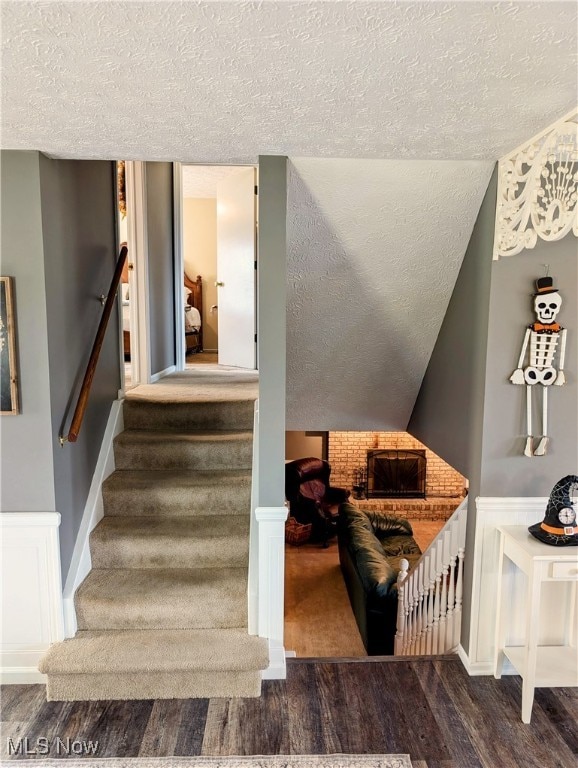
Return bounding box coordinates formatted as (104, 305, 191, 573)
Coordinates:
(173, 162, 185, 371)
(118, 160, 151, 390)
(177, 163, 258, 369)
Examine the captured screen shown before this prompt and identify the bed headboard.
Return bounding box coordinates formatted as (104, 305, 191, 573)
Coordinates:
(184, 273, 203, 350)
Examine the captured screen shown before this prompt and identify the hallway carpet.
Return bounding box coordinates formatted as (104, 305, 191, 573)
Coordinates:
(40, 368, 267, 701)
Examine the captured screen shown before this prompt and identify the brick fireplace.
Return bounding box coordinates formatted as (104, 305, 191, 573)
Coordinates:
(328, 431, 466, 520)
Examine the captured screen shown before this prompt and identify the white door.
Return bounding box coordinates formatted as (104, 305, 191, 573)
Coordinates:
(216, 167, 256, 369)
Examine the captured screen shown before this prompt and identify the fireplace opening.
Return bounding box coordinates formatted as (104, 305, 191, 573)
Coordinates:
(367, 449, 426, 499)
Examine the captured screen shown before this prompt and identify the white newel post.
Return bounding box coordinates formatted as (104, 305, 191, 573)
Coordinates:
(395, 559, 409, 655)
(256, 506, 289, 679)
(256, 506, 289, 643)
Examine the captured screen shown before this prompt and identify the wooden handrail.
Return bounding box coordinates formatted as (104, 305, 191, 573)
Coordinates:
(60, 245, 128, 445)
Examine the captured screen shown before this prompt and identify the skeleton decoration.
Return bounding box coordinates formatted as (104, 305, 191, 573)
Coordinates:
(510, 276, 567, 457)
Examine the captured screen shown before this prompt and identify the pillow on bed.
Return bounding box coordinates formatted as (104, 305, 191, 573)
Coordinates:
(185, 305, 201, 331)
(121, 283, 130, 303)
(184, 287, 192, 306)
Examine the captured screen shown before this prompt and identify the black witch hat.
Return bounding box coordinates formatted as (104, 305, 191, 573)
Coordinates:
(529, 475, 578, 546)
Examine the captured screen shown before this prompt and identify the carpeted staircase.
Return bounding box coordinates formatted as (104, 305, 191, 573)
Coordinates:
(40, 378, 268, 700)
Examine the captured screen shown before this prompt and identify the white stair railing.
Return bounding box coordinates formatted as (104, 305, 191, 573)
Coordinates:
(395, 498, 467, 656)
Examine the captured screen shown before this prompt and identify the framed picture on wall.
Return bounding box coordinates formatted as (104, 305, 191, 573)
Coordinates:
(0, 277, 19, 415)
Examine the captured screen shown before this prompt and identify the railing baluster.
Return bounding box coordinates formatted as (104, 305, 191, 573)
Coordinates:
(454, 545, 465, 649)
(447, 553, 457, 651)
(395, 559, 409, 655)
(393, 499, 467, 657)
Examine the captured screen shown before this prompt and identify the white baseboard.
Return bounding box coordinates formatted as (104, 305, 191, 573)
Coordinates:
(0, 651, 47, 684)
(261, 639, 287, 680)
(150, 364, 176, 383)
(457, 644, 516, 677)
(62, 400, 124, 637)
(1, 512, 63, 684)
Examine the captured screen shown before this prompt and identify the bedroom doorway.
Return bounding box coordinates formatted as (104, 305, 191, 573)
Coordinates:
(116, 160, 136, 390)
(116, 160, 149, 391)
(180, 164, 257, 369)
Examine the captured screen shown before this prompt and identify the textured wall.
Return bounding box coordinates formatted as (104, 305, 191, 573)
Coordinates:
(408, 169, 497, 485)
(286, 158, 493, 431)
(0, 151, 55, 512)
(2, 3, 576, 162)
(480, 240, 578, 496)
(39, 155, 120, 580)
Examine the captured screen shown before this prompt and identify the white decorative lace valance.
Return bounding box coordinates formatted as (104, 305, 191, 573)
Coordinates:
(493, 109, 578, 260)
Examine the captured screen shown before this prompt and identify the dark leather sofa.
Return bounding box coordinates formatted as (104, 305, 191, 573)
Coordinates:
(338, 501, 422, 655)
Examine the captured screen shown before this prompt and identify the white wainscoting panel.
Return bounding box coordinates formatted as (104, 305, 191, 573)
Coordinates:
(461, 496, 575, 675)
(1, 512, 64, 683)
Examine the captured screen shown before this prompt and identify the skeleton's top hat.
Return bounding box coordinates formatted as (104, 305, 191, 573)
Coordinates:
(528, 475, 578, 546)
(534, 276, 559, 295)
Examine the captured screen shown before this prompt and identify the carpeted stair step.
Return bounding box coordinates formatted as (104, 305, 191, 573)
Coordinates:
(123, 399, 255, 431)
(75, 568, 249, 630)
(39, 628, 269, 700)
(114, 429, 253, 471)
(90, 515, 249, 570)
(102, 469, 251, 517)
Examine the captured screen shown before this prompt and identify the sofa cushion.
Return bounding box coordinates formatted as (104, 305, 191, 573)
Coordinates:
(339, 502, 420, 601)
(365, 511, 414, 538)
(380, 534, 422, 558)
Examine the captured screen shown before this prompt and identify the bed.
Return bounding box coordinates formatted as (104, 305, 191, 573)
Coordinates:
(183, 273, 203, 355)
(120, 265, 203, 359)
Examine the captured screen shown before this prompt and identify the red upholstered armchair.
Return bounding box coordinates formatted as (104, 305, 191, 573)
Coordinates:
(285, 457, 350, 546)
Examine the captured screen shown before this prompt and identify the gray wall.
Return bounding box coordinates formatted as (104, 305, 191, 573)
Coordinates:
(408, 164, 578, 655)
(480, 238, 577, 495)
(39, 155, 120, 579)
(0, 151, 56, 512)
(408, 167, 497, 492)
(407, 167, 497, 654)
(257, 156, 287, 507)
(146, 162, 176, 376)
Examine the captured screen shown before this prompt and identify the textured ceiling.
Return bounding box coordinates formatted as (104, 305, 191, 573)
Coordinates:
(2, 2, 576, 161)
(286, 158, 494, 431)
(182, 165, 247, 198)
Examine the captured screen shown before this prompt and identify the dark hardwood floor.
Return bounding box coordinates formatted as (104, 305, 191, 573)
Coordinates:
(1, 658, 576, 768)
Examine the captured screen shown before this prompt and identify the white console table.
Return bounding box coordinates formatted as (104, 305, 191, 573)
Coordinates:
(493, 526, 578, 723)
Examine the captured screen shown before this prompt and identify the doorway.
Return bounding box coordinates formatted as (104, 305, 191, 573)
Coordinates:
(116, 160, 135, 390)
(180, 165, 257, 369)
